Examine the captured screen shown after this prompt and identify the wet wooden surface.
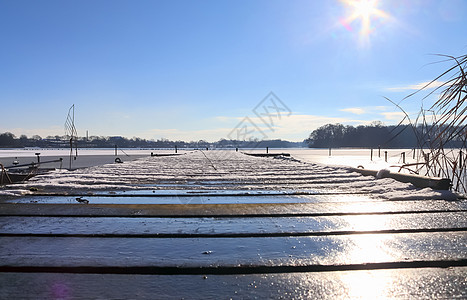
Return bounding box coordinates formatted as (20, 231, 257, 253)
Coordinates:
(1, 197, 467, 299)
(1, 152, 467, 298)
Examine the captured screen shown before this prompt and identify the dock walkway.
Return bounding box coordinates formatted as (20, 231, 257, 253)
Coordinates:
(1, 151, 466, 298)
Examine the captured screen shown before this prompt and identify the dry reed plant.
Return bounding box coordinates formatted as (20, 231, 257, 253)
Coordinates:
(390, 54, 466, 193)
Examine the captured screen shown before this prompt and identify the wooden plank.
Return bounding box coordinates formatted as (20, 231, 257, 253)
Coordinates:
(350, 167, 452, 190)
(2, 193, 384, 206)
(243, 153, 291, 157)
(1, 232, 466, 269)
(1, 201, 466, 217)
(1, 267, 466, 299)
(150, 153, 184, 157)
(1, 212, 466, 236)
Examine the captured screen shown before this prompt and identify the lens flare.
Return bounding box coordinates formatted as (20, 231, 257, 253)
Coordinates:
(340, 0, 391, 44)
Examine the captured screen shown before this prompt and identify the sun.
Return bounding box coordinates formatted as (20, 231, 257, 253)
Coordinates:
(340, 0, 390, 41)
(353, 0, 377, 20)
(351, 0, 378, 35)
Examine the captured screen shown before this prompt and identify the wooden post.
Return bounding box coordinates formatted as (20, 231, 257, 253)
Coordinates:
(378, 146, 381, 158)
(329, 147, 331, 156)
(175, 145, 178, 153)
(266, 147, 269, 154)
(236, 147, 238, 152)
(413, 148, 416, 159)
(370, 149, 373, 161)
(460, 151, 463, 169)
(115, 145, 117, 156)
(402, 152, 406, 164)
(384, 151, 388, 162)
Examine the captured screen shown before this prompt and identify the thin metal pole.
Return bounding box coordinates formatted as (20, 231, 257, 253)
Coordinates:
(69, 138, 73, 170)
(402, 152, 406, 164)
(370, 149, 373, 161)
(384, 151, 388, 162)
(74, 106, 77, 158)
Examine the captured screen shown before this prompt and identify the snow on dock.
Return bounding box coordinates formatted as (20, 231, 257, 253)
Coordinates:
(1, 150, 466, 298)
(0, 150, 458, 200)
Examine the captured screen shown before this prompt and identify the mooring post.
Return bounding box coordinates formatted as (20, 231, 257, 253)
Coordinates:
(175, 145, 178, 153)
(402, 152, 406, 164)
(378, 146, 381, 158)
(266, 147, 269, 154)
(384, 151, 388, 162)
(370, 149, 373, 161)
(460, 150, 463, 169)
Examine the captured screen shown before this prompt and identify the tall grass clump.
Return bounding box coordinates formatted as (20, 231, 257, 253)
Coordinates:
(390, 54, 466, 193)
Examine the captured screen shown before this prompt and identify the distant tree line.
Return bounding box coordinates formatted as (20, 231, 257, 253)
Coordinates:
(0, 133, 47, 148)
(305, 122, 465, 148)
(0, 132, 304, 149)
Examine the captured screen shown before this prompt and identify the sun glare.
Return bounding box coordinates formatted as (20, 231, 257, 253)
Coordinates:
(354, 0, 376, 20)
(340, 0, 390, 44)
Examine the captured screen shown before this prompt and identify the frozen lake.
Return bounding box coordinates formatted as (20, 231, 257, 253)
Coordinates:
(248, 147, 417, 170)
(0, 147, 415, 171)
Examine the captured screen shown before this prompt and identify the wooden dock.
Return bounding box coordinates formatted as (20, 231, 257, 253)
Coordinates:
(1, 151, 466, 298)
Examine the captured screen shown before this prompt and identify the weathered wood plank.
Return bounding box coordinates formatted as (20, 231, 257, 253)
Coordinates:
(350, 167, 452, 190)
(1, 201, 466, 217)
(1, 267, 466, 299)
(1, 212, 466, 236)
(1, 232, 466, 269)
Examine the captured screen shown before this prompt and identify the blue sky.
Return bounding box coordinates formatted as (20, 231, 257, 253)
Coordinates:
(1, 0, 466, 142)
